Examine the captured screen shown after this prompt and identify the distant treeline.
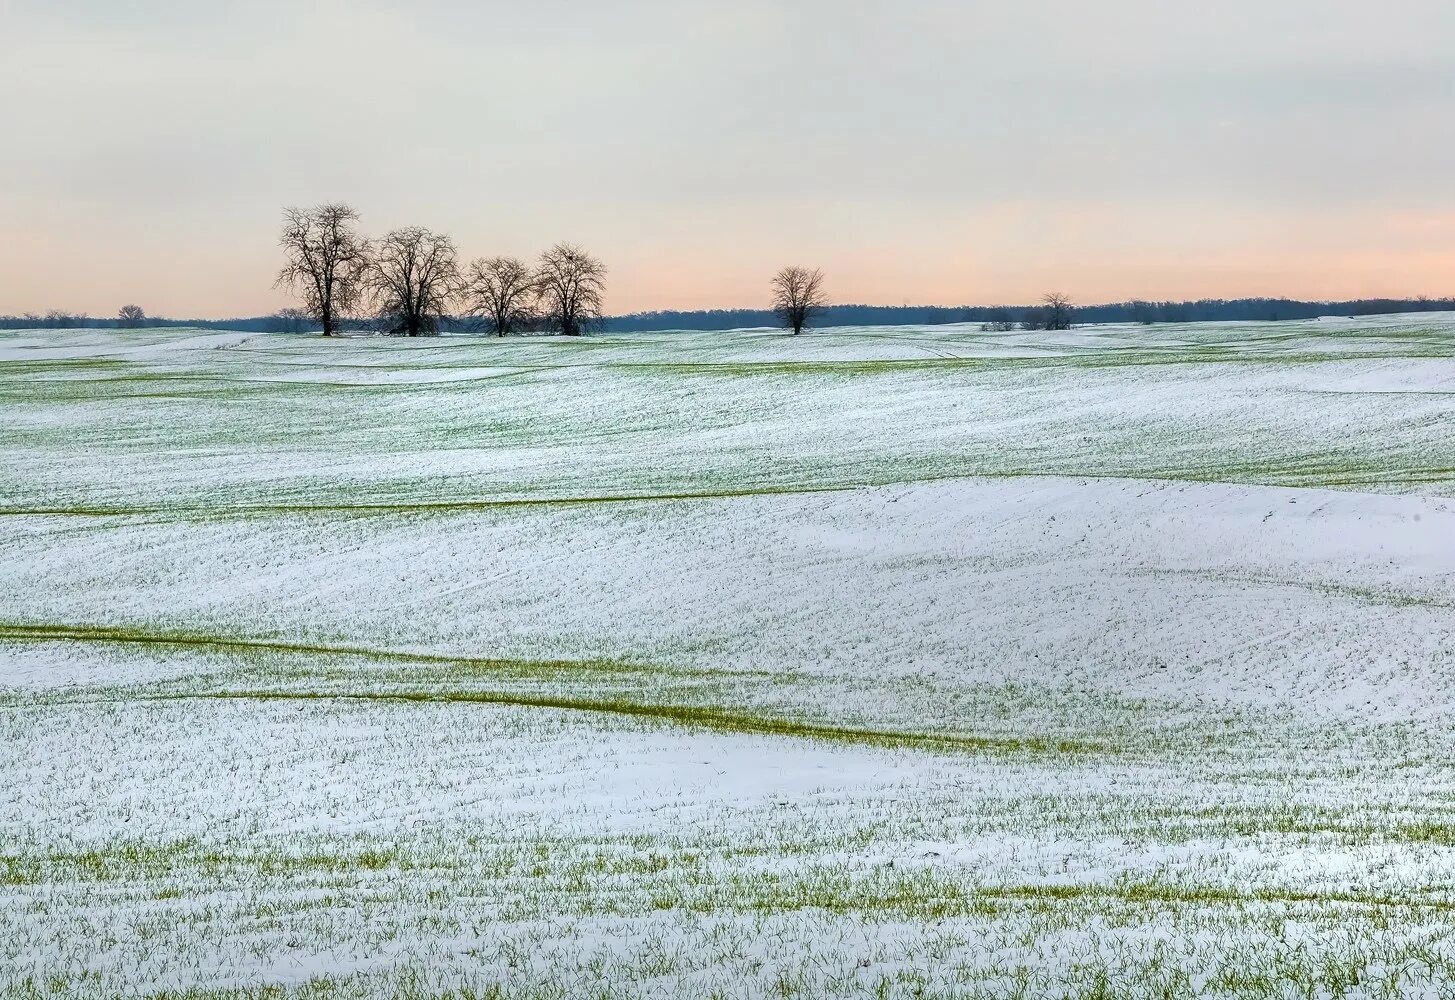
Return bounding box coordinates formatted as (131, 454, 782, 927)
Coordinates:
(4, 296, 1453, 334)
(0, 311, 325, 333)
(606, 297, 1455, 332)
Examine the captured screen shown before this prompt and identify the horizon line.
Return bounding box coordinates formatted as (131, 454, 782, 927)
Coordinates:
(6, 292, 1455, 326)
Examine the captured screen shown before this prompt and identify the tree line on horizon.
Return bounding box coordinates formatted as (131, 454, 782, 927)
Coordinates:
(271, 203, 831, 338)
(11, 295, 1455, 335)
(13, 295, 1453, 335)
(3, 199, 1451, 333)
(271, 203, 607, 338)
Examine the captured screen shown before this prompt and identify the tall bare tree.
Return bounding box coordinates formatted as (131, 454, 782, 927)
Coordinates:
(535, 243, 605, 337)
(117, 304, 146, 328)
(275, 203, 370, 337)
(1041, 292, 1074, 330)
(462, 256, 538, 336)
(367, 227, 460, 337)
(770, 266, 827, 335)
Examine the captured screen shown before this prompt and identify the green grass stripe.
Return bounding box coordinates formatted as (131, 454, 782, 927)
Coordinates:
(0, 483, 859, 518)
(971, 881, 1455, 913)
(166, 689, 1098, 756)
(0, 621, 1102, 757)
(0, 621, 651, 676)
(598, 347, 1455, 376)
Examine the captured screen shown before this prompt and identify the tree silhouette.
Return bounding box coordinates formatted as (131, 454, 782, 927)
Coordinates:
(770, 266, 827, 335)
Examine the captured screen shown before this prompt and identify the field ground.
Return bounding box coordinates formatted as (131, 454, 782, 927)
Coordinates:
(2, 317, 1454, 998)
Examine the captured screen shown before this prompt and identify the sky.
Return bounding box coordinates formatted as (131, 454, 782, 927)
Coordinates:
(2, 0, 1454, 318)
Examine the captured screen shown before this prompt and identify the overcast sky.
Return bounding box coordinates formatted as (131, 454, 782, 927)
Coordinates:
(2, 0, 1453, 317)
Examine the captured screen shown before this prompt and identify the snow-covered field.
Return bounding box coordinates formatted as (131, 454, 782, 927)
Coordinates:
(2, 317, 1453, 998)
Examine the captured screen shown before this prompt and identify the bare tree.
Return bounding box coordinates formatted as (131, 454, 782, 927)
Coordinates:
(462, 256, 538, 336)
(117, 304, 146, 329)
(1041, 292, 1074, 331)
(367, 227, 460, 337)
(275, 203, 370, 337)
(535, 243, 605, 337)
(770, 266, 827, 335)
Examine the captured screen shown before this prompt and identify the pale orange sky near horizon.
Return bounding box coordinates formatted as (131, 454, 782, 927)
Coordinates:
(3, 0, 1454, 319)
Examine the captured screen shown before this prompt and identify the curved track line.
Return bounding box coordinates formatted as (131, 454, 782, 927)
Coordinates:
(0, 621, 1101, 756)
(169, 690, 1097, 756)
(0, 622, 659, 676)
(4, 467, 1452, 520)
(0, 483, 858, 518)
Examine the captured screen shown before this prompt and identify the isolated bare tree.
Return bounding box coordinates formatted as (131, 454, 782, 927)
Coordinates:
(367, 227, 460, 337)
(462, 256, 538, 336)
(535, 243, 605, 337)
(117, 304, 146, 329)
(1041, 292, 1074, 330)
(275, 203, 370, 337)
(770, 266, 827, 335)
